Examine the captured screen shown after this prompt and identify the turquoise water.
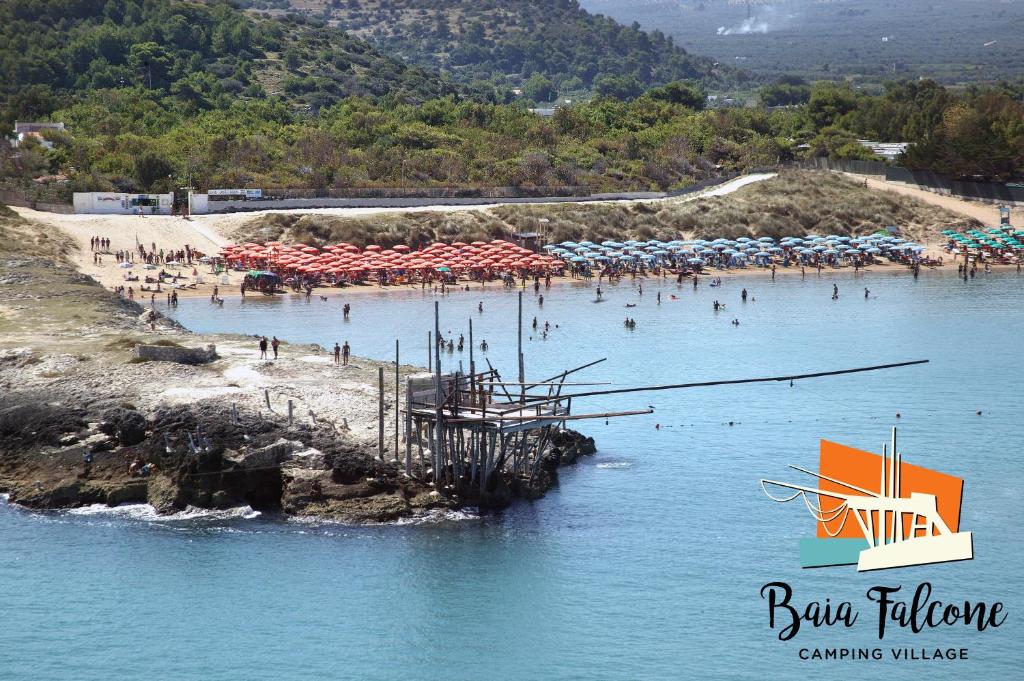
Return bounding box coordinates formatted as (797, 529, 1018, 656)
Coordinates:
(3, 270, 1022, 679)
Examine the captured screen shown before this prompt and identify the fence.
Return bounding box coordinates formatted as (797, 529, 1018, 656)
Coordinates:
(800, 158, 1024, 205)
(207, 185, 591, 202)
(0, 186, 74, 213)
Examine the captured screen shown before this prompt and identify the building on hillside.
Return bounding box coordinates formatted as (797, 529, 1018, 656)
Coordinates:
(857, 139, 908, 161)
(11, 121, 65, 150)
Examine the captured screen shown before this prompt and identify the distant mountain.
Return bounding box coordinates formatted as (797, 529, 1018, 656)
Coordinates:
(0, 0, 465, 126)
(250, 0, 737, 99)
(580, 0, 1024, 85)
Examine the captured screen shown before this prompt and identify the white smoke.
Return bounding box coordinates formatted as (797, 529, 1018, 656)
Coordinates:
(717, 18, 769, 36)
(717, 5, 795, 36)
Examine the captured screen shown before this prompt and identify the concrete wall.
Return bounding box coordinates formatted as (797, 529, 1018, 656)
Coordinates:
(134, 343, 217, 364)
(189, 192, 209, 215)
(73, 192, 173, 215)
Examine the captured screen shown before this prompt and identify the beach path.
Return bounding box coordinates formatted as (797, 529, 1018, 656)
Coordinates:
(846, 174, 1003, 226)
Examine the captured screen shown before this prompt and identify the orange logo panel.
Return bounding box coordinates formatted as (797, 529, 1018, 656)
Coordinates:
(815, 440, 963, 539)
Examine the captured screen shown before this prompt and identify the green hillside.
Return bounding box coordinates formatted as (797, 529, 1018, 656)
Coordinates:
(251, 0, 738, 99)
(0, 0, 465, 128)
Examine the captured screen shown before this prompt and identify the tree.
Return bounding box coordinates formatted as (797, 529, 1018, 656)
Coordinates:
(133, 152, 175, 190)
(808, 82, 858, 129)
(283, 47, 301, 72)
(646, 80, 705, 109)
(523, 74, 556, 103)
(594, 74, 644, 101)
(128, 42, 172, 89)
(760, 77, 811, 107)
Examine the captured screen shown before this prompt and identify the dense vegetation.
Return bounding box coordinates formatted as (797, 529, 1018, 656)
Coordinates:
(1, 0, 1020, 196)
(0, 0, 465, 129)
(4, 76, 1022, 197)
(1, 87, 784, 194)
(259, 0, 735, 101)
(801, 80, 1024, 181)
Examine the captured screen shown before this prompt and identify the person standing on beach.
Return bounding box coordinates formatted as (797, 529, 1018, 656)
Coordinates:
(832, 284, 839, 300)
(271, 336, 280, 359)
(771, 265, 776, 280)
(342, 341, 350, 366)
(693, 275, 698, 290)
(259, 337, 268, 359)
(333, 343, 341, 366)
(478, 301, 483, 313)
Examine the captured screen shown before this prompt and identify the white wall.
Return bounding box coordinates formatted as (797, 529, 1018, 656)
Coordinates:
(189, 193, 209, 215)
(72, 192, 173, 215)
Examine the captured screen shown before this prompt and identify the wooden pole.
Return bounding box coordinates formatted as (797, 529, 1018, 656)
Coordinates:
(433, 301, 444, 481)
(378, 366, 385, 460)
(405, 377, 412, 476)
(508, 360, 931, 410)
(517, 290, 525, 403)
(395, 339, 400, 460)
(427, 331, 432, 372)
(468, 317, 475, 406)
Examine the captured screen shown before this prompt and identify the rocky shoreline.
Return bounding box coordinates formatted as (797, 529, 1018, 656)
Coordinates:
(0, 385, 596, 523)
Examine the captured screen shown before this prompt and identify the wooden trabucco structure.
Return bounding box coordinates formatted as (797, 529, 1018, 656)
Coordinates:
(400, 295, 650, 488)
(404, 363, 647, 488)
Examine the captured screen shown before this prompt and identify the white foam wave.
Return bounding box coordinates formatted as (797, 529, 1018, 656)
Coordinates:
(596, 461, 633, 469)
(65, 503, 260, 522)
(393, 508, 479, 525)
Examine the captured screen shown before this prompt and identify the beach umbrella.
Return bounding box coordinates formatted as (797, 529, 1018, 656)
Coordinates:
(867, 248, 882, 254)
(757, 236, 774, 243)
(571, 256, 587, 263)
(687, 258, 705, 264)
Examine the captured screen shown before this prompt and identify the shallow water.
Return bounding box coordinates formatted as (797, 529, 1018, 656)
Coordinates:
(3, 270, 1022, 679)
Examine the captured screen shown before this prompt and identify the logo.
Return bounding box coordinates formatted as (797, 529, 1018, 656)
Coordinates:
(761, 427, 973, 572)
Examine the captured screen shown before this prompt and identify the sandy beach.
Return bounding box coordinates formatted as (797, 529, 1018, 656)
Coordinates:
(12, 170, 1002, 303)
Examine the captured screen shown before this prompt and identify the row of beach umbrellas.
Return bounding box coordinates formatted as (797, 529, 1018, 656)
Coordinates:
(217, 239, 565, 278)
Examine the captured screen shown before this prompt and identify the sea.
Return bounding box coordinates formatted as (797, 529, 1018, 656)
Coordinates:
(2, 270, 1021, 680)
